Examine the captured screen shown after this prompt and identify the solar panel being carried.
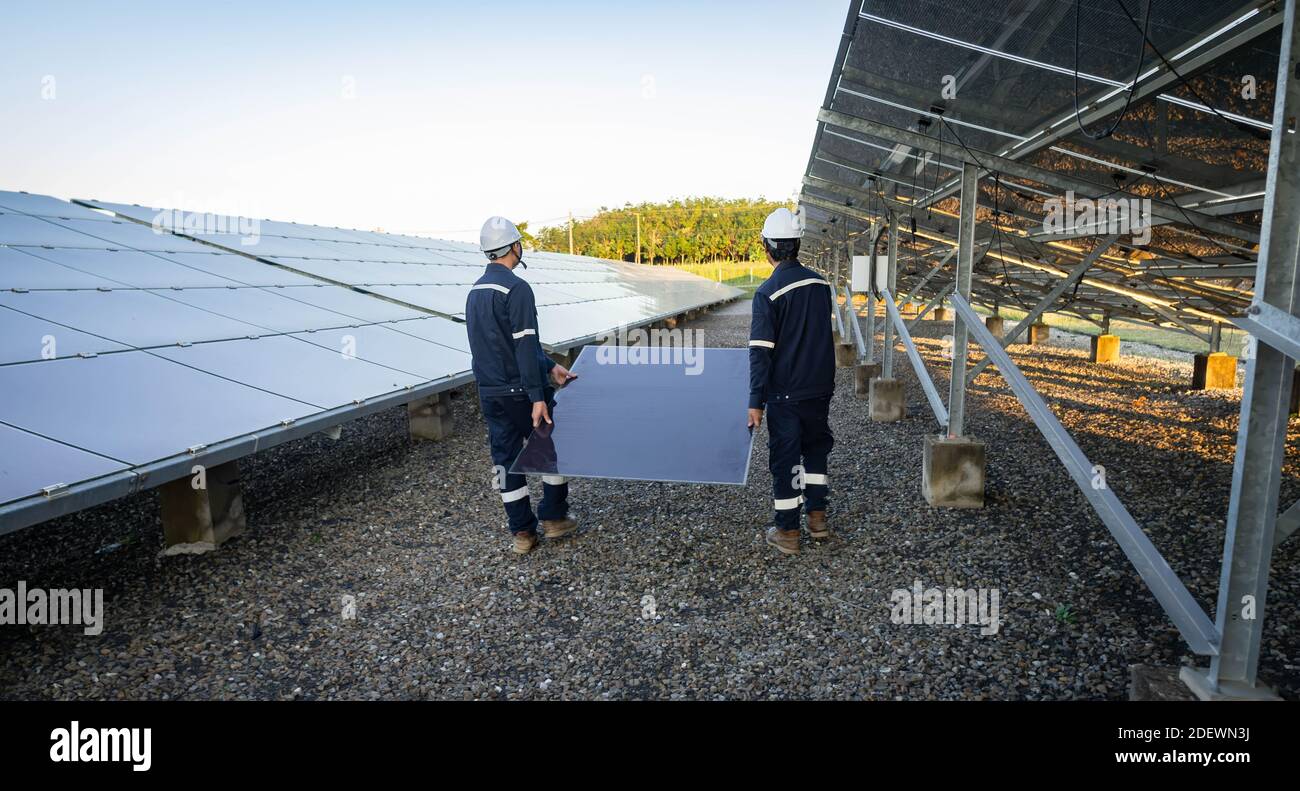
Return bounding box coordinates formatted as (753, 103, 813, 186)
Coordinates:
(511, 347, 753, 485)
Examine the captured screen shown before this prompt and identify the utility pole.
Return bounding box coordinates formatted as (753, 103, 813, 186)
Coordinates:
(568, 211, 574, 255)
(650, 229, 657, 265)
(635, 213, 642, 265)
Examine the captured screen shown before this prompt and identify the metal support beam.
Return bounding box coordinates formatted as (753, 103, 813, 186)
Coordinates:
(865, 248, 878, 364)
(899, 248, 956, 306)
(845, 286, 867, 359)
(882, 223, 899, 378)
(883, 289, 949, 428)
(967, 235, 1120, 382)
(948, 162, 979, 438)
(1234, 299, 1300, 362)
(1147, 302, 1213, 344)
(1199, 0, 1300, 695)
(816, 108, 1260, 245)
(950, 294, 1219, 655)
(907, 284, 955, 331)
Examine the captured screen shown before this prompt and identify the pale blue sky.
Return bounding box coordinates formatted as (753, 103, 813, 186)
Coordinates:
(1, 1, 848, 241)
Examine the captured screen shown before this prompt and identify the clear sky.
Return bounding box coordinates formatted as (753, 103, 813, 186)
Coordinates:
(1, 1, 848, 241)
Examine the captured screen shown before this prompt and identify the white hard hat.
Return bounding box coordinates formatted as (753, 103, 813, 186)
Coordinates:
(762, 207, 804, 240)
(480, 216, 522, 258)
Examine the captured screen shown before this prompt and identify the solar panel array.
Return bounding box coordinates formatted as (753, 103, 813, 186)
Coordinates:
(798, 0, 1273, 336)
(80, 200, 740, 351)
(0, 191, 739, 532)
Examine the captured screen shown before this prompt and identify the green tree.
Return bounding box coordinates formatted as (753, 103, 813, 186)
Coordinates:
(533, 196, 790, 263)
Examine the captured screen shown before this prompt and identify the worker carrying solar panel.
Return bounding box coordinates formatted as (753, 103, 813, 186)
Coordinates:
(467, 216, 579, 555)
(747, 207, 836, 556)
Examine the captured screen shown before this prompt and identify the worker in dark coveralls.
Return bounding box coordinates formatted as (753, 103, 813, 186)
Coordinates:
(747, 207, 835, 555)
(466, 216, 578, 555)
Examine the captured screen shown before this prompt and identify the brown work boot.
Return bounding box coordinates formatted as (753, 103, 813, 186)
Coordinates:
(765, 526, 800, 555)
(541, 517, 578, 539)
(807, 511, 831, 539)
(512, 531, 538, 555)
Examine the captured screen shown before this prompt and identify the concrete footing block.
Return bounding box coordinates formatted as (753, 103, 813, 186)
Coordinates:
(1192, 352, 1238, 390)
(922, 435, 985, 508)
(855, 362, 881, 398)
(931, 307, 948, 322)
(1177, 666, 1282, 701)
(869, 378, 906, 422)
(1290, 368, 1300, 416)
(1090, 334, 1121, 363)
(408, 392, 453, 441)
(1028, 322, 1050, 345)
(160, 460, 246, 551)
(984, 316, 1004, 340)
(835, 341, 856, 368)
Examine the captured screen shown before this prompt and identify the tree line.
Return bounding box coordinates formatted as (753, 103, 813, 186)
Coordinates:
(532, 197, 789, 264)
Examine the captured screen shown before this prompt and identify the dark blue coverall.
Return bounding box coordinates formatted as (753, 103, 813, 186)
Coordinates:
(465, 263, 569, 535)
(749, 259, 836, 530)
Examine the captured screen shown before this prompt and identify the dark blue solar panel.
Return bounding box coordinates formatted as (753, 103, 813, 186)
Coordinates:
(511, 347, 752, 485)
(0, 423, 129, 505)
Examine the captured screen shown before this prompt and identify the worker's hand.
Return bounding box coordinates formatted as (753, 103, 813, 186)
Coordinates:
(551, 364, 577, 388)
(532, 401, 552, 428)
(747, 408, 764, 429)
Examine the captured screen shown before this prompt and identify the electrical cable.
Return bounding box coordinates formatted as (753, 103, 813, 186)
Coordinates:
(1108, 0, 1270, 141)
(1072, 0, 1152, 140)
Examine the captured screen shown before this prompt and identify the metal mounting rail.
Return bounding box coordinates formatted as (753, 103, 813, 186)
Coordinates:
(844, 286, 867, 358)
(881, 288, 948, 428)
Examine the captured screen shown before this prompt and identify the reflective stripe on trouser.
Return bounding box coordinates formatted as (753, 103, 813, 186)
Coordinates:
(481, 391, 568, 534)
(766, 395, 833, 529)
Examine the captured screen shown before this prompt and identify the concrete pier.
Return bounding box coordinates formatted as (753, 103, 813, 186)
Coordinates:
(1028, 322, 1051, 346)
(408, 392, 454, 441)
(855, 362, 881, 397)
(984, 316, 1004, 341)
(160, 460, 246, 551)
(1090, 334, 1120, 363)
(869, 378, 906, 422)
(1192, 352, 1238, 390)
(836, 341, 856, 368)
(922, 435, 985, 508)
(931, 306, 948, 322)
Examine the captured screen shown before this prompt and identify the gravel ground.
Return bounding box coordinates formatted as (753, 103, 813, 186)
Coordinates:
(1, 304, 1296, 700)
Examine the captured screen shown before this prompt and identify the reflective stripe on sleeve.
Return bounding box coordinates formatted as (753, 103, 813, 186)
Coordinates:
(748, 339, 775, 349)
(472, 283, 510, 294)
(512, 328, 537, 339)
